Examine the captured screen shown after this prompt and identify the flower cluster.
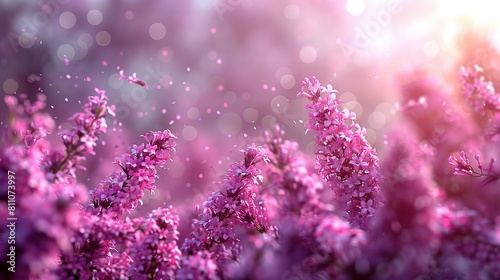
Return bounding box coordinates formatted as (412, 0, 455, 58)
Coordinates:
(179, 146, 271, 278)
(43, 88, 115, 184)
(128, 207, 181, 279)
(449, 150, 500, 185)
(459, 65, 500, 115)
(88, 130, 176, 218)
(439, 208, 500, 278)
(298, 77, 382, 228)
(263, 125, 331, 217)
(4, 64, 500, 280)
(0, 93, 86, 279)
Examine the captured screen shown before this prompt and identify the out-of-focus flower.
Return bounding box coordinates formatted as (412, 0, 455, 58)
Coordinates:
(176, 251, 219, 280)
(460, 65, 500, 115)
(347, 128, 441, 279)
(0, 94, 86, 279)
(438, 207, 500, 278)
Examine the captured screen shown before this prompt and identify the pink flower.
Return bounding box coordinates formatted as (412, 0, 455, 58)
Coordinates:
(298, 77, 382, 229)
(88, 130, 176, 218)
(180, 146, 271, 276)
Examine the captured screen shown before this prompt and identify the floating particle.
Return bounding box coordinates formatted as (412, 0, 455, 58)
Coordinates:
(207, 108, 212, 114)
(66, 74, 71, 79)
(185, 86, 190, 92)
(216, 59, 222, 64)
(263, 84, 268, 90)
(118, 70, 147, 88)
(199, 173, 203, 179)
(64, 98, 68, 102)
(85, 77, 91, 82)
(217, 84, 224, 91)
(223, 102, 228, 108)
(187, 67, 191, 72)
(102, 60, 108, 66)
(210, 27, 216, 34)
(374, 76, 379, 80)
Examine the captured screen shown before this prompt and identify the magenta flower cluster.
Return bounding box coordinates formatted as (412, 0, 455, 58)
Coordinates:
(2, 66, 500, 279)
(298, 77, 382, 228)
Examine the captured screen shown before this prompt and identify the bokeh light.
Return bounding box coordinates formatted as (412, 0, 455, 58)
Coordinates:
(3, 0, 500, 277)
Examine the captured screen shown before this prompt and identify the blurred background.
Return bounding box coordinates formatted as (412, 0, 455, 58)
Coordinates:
(2, 0, 500, 234)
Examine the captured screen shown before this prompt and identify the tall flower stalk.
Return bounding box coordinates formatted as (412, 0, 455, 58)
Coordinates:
(298, 77, 382, 228)
(179, 145, 271, 278)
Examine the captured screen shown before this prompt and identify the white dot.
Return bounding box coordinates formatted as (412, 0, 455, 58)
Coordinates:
(57, 44, 75, 61)
(18, 32, 35, 49)
(280, 74, 296, 89)
(3, 79, 18, 94)
(423, 41, 440, 57)
(87, 10, 103, 25)
(300, 46, 317, 63)
(96, 31, 111, 46)
(59, 11, 76, 29)
(182, 126, 198, 141)
(284, 4, 300, 19)
(346, 0, 365, 16)
(149, 23, 166, 40)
